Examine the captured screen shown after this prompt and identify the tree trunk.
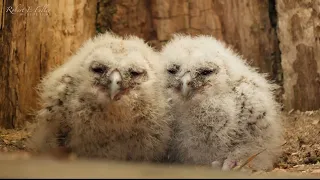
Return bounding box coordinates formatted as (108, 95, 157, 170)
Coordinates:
(211, 0, 282, 81)
(97, 0, 282, 82)
(0, 0, 97, 129)
(96, 0, 155, 43)
(277, 0, 320, 111)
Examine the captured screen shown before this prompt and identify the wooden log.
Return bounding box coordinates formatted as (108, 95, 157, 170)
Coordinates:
(0, 0, 97, 128)
(276, 0, 320, 111)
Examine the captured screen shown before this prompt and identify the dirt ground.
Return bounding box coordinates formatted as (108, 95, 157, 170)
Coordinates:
(1, 110, 320, 177)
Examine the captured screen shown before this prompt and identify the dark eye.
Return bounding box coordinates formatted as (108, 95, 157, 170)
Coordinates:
(92, 66, 107, 74)
(199, 69, 214, 76)
(129, 69, 143, 77)
(167, 64, 180, 75)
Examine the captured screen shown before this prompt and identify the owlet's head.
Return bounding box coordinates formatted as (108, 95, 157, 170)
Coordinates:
(160, 34, 230, 101)
(75, 33, 158, 105)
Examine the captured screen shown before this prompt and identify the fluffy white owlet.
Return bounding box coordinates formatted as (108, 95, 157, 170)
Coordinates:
(160, 34, 283, 171)
(27, 32, 172, 162)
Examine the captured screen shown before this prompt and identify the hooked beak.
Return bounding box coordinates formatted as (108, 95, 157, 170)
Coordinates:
(180, 72, 192, 98)
(108, 69, 122, 100)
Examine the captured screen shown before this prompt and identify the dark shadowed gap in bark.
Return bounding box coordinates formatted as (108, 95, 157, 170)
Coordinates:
(95, 0, 116, 34)
(268, 0, 284, 106)
(0, 0, 15, 129)
(145, 0, 163, 50)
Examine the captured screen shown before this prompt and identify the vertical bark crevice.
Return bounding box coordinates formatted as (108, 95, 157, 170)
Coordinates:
(0, 0, 15, 129)
(268, 0, 284, 105)
(145, 0, 158, 49)
(95, 0, 116, 34)
(0, 0, 5, 30)
(268, 0, 278, 29)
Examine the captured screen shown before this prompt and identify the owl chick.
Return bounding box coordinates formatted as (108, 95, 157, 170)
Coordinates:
(160, 34, 283, 171)
(27, 32, 172, 162)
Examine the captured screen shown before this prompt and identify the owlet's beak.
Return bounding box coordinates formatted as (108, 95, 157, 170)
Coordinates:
(108, 69, 122, 100)
(180, 72, 192, 98)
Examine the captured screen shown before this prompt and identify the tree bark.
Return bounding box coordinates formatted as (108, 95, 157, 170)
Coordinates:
(277, 0, 320, 111)
(0, 0, 97, 129)
(97, 0, 282, 81)
(211, 0, 282, 81)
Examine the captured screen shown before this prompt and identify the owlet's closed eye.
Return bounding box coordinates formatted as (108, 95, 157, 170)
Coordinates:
(167, 64, 180, 75)
(90, 62, 108, 74)
(198, 68, 216, 76)
(128, 68, 145, 78)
